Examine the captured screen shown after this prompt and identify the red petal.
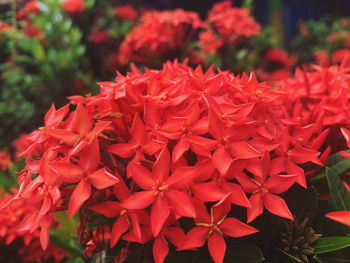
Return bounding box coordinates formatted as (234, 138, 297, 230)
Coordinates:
(108, 143, 135, 158)
(212, 193, 231, 223)
(325, 211, 350, 227)
(87, 121, 111, 141)
(165, 166, 198, 189)
(131, 113, 146, 143)
(290, 146, 322, 165)
(208, 108, 223, 140)
(191, 117, 209, 135)
(187, 135, 218, 152)
(228, 141, 262, 159)
(247, 193, 264, 223)
(121, 191, 155, 210)
(208, 232, 226, 263)
(172, 137, 190, 163)
(220, 217, 258, 237)
(89, 201, 122, 218)
(151, 196, 170, 236)
(153, 147, 171, 183)
(153, 236, 169, 263)
(45, 129, 76, 145)
(212, 146, 233, 175)
(70, 103, 93, 135)
(40, 215, 52, 250)
(166, 190, 196, 218)
(38, 196, 52, 216)
(264, 175, 296, 194)
(50, 162, 82, 183)
(191, 181, 226, 202)
(264, 193, 293, 220)
(88, 168, 119, 189)
(178, 227, 209, 250)
(79, 137, 100, 172)
(128, 163, 155, 190)
(68, 180, 91, 218)
(165, 227, 186, 247)
(221, 182, 250, 207)
(340, 151, 350, 159)
(341, 128, 350, 149)
(110, 214, 130, 247)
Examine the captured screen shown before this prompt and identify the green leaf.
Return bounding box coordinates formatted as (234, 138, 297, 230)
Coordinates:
(65, 257, 85, 263)
(273, 247, 303, 263)
(314, 246, 350, 262)
(225, 241, 265, 263)
(326, 166, 350, 211)
(290, 185, 318, 223)
(314, 236, 350, 254)
(55, 211, 78, 235)
(326, 150, 350, 168)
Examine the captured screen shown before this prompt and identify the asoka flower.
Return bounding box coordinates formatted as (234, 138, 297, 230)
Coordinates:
(178, 194, 258, 263)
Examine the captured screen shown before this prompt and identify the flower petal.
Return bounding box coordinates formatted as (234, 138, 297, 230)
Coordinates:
(89, 201, 122, 218)
(153, 236, 169, 263)
(68, 180, 91, 218)
(208, 232, 226, 263)
(88, 168, 119, 189)
(220, 217, 258, 237)
(172, 137, 190, 163)
(178, 227, 209, 250)
(325, 211, 350, 227)
(153, 147, 170, 183)
(151, 196, 170, 236)
(128, 163, 155, 190)
(247, 193, 264, 223)
(122, 191, 155, 210)
(166, 190, 196, 218)
(212, 146, 233, 176)
(110, 214, 130, 247)
(264, 193, 293, 220)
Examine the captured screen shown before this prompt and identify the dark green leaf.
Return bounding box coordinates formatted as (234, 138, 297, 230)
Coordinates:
(314, 236, 350, 254)
(273, 247, 303, 263)
(225, 241, 264, 263)
(326, 167, 350, 211)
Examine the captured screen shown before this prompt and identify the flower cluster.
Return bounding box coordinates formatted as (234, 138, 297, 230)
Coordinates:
(199, 1, 261, 54)
(0, 191, 66, 263)
(117, 9, 203, 67)
(6, 59, 339, 262)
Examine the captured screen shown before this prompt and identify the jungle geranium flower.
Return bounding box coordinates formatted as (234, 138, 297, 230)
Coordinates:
(61, 0, 85, 16)
(50, 138, 119, 217)
(122, 147, 197, 236)
(178, 194, 258, 263)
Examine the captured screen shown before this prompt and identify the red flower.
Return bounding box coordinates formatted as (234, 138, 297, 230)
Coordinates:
(91, 30, 110, 44)
(199, 1, 261, 53)
(178, 194, 258, 263)
(61, 0, 85, 16)
(0, 149, 11, 171)
(115, 5, 138, 21)
(122, 147, 197, 236)
(17, 1, 40, 20)
(50, 138, 119, 217)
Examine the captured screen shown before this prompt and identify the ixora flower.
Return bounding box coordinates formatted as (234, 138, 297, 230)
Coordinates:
(61, 0, 86, 16)
(117, 9, 203, 67)
(199, 1, 261, 53)
(3, 60, 334, 262)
